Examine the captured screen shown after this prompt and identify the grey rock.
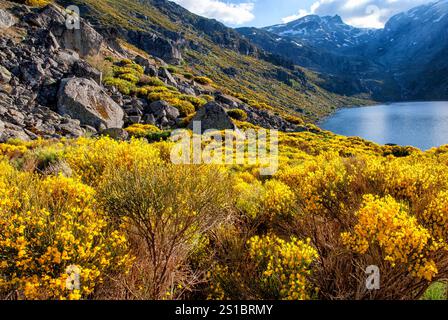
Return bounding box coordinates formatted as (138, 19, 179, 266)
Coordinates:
(128, 32, 182, 65)
(100, 128, 129, 141)
(72, 60, 102, 84)
(143, 113, 156, 125)
(54, 49, 80, 70)
(57, 77, 124, 129)
(215, 93, 239, 108)
(179, 85, 196, 96)
(58, 118, 84, 137)
(187, 102, 237, 133)
(128, 115, 141, 124)
(158, 68, 177, 86)
(0, 66, 11, 84)
(20, 61, 46, 87)
(148, 100, 180, 120)
(0, 122, 30, 142)
(134, 55, 158, 76)
(31, 5, 103, 57)
(0, 9, 17, 29)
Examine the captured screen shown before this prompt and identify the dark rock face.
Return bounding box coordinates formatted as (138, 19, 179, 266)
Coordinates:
(72, 60, 102, 84)
(187, 102, 236, 133)
(27, 5, 104, 57)
(134, 55, 158, 76)
(127, 31, 183, 65)
(158, 68, 177, 86)
(57, 77, 124, 129)
(144, 100, 180, 128)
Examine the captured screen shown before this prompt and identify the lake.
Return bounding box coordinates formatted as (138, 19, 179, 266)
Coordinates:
(320, 101, 448, 151)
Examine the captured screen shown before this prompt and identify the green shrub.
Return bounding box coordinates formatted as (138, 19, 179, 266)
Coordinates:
(132, 87, 148, 97)
(194, 76, 213, 85)
(118, 73, 139, 84)
(103, 77, 135, 95)
(148, 91, 176, 103)
(139, 76, 165, 87)
(183, 73, 194, 80)
(171, 100, 195, 117)
(227, 109, 248, 121)
(115, 60, 144, 75)
(144, 86, 169, 93)
(167, 66, 178, 74)
(200, 95, 214, 102)
(179, 95, 207, 109)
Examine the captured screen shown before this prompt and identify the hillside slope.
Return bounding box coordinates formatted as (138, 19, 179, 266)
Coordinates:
(55, 0, 369, 120)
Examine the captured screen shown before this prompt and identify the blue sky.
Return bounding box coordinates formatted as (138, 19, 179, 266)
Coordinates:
(172, 0, 436, 28)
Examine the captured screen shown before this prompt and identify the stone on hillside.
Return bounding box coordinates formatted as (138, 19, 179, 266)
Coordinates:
(30, 5, 103, 57)
(20, 60, 46, 87)
(187, 102, 237, 133)
(158, 68, 177, 86)
(57, 77, 124, 129)
(72, 60, 102, 84)
(100, 128, 129, 141)
(0, 65, 11, 84)
(0, 122, 30, 143)
(134, 55, 158, 76)
(215, 93, 239, 108)
(147, 100, 180, 121)
(57, 118, 84, 137)
(54, 50, 80, 70)
(128, 31, 182, 65)
(0, 9, 17, 29)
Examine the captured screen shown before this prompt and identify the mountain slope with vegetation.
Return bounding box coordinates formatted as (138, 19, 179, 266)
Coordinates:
(1, 0, 448, 302)
(54, 0, 370, 120)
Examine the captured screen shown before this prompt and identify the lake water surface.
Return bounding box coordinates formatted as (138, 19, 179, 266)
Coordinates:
(320, 101, 448, 150)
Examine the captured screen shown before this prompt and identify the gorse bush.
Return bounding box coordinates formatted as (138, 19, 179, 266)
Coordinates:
(2, 127, 448, 300)
(0, 163, 132, 300)
(248, 235, 318, 300)
(139, 76, 165, 87)
(227, 109, 248, 121)
(103, 77, 135, 95)
(193, 76, 213, 85)
(125, 124, 162, 138)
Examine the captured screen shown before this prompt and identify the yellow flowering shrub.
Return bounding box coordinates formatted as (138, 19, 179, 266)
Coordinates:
(125, 124, 162, 138)
(342, 195, 439, 281)
(422, 191, 448, 243)
(62, 137, 162, 185)
(248, 235, 318, 300)
(263, 180, 296, 217)
(0, 171, 132, 300)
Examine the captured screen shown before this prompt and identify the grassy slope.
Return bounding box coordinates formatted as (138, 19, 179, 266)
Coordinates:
(56, 0, 370, 121)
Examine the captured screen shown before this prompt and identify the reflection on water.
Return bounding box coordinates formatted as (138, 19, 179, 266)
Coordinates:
(320, 101, 448, 150)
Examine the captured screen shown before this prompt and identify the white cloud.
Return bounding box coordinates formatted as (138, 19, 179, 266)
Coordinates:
(172, 0, 255, 25)
(282, 0, 432, 28)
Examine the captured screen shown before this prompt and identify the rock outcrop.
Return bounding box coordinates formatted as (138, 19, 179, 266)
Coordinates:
(57, 77, 124, 130)
(27, 5, 104, 57)
(0, 8, 17, 29)
(127, 31, 183, 65)
(187, 102, 236, 133)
